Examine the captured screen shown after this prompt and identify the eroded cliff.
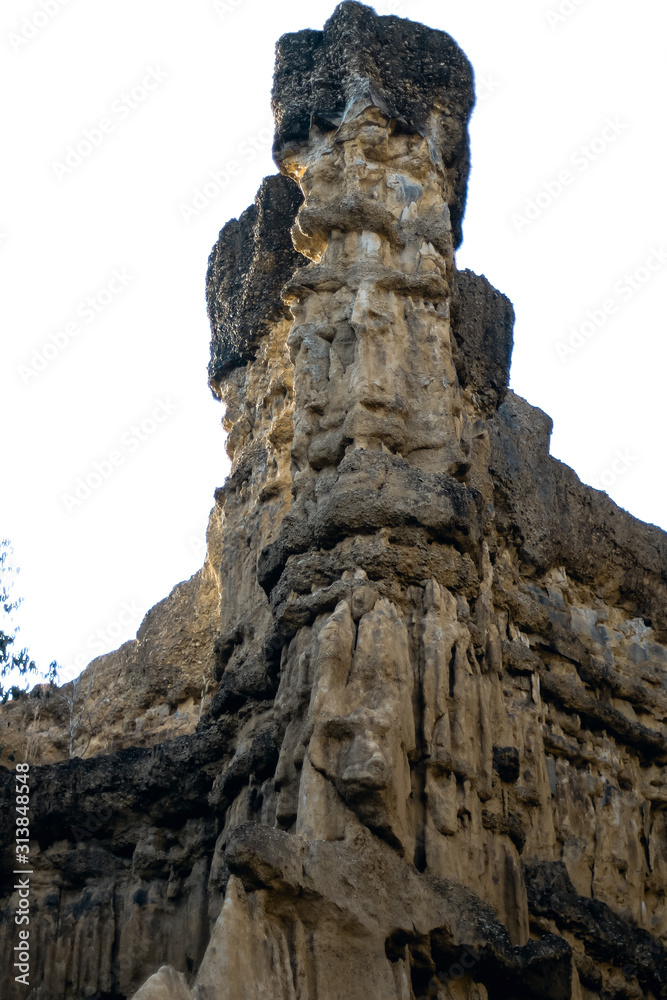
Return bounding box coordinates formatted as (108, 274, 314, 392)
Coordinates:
(1, 4, 666, 999)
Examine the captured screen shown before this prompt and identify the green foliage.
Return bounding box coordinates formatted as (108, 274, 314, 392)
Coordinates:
(1, 538, 59, 703)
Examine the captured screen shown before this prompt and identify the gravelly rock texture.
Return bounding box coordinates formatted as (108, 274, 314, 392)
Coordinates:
(1, 4, 665, 999)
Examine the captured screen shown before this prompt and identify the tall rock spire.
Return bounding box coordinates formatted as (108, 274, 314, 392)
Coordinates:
(196, 4, 667, 998)
(1, 6, 666, 1000)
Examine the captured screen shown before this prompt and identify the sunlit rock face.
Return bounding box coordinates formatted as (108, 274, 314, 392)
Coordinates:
(1, 4, 667, 1000)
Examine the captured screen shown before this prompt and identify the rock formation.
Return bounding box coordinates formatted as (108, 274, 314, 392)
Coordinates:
(0, 506, 223, 764)
(1, 4, 666, 999)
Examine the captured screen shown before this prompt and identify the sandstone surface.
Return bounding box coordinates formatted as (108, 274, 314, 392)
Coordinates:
(1, 4, 665, 999)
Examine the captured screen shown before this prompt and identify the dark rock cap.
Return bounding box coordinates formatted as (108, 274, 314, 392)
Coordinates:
(451, 269, 515, 417)
(272, 1, 475, 247)
(206, 173, 306, 387)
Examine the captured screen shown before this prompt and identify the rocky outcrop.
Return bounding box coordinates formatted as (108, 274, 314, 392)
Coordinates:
(1, 3, 665, 999)
(0, 505, 223, 766)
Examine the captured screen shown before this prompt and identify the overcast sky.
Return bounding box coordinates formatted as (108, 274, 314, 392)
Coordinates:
(2, 0, 665, 684)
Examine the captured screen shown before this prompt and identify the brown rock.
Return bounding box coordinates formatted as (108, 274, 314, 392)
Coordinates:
(1, 4, 665, 999)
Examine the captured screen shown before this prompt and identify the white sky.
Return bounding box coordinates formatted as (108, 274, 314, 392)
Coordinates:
(2, 0, 666, 684)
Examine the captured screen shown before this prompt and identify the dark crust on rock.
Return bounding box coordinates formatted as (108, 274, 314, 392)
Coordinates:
(271, 1, 475, 247)
(0, 722, 233, 860)
(525, 860, 667, 999)
(451, 270, 515, 416)
(206, 173, 306, 386)
(492, 745, 521, 783)
(257, 451, 483, 597)
(226, 822, 573, 1000)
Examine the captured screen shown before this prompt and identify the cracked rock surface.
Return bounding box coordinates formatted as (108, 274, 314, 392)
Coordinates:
(1, 4, 666, 999)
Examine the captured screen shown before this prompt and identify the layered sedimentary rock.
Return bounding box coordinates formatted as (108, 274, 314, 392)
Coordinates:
(0, 505, 223, 766)
(1, 4, 666, 999)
